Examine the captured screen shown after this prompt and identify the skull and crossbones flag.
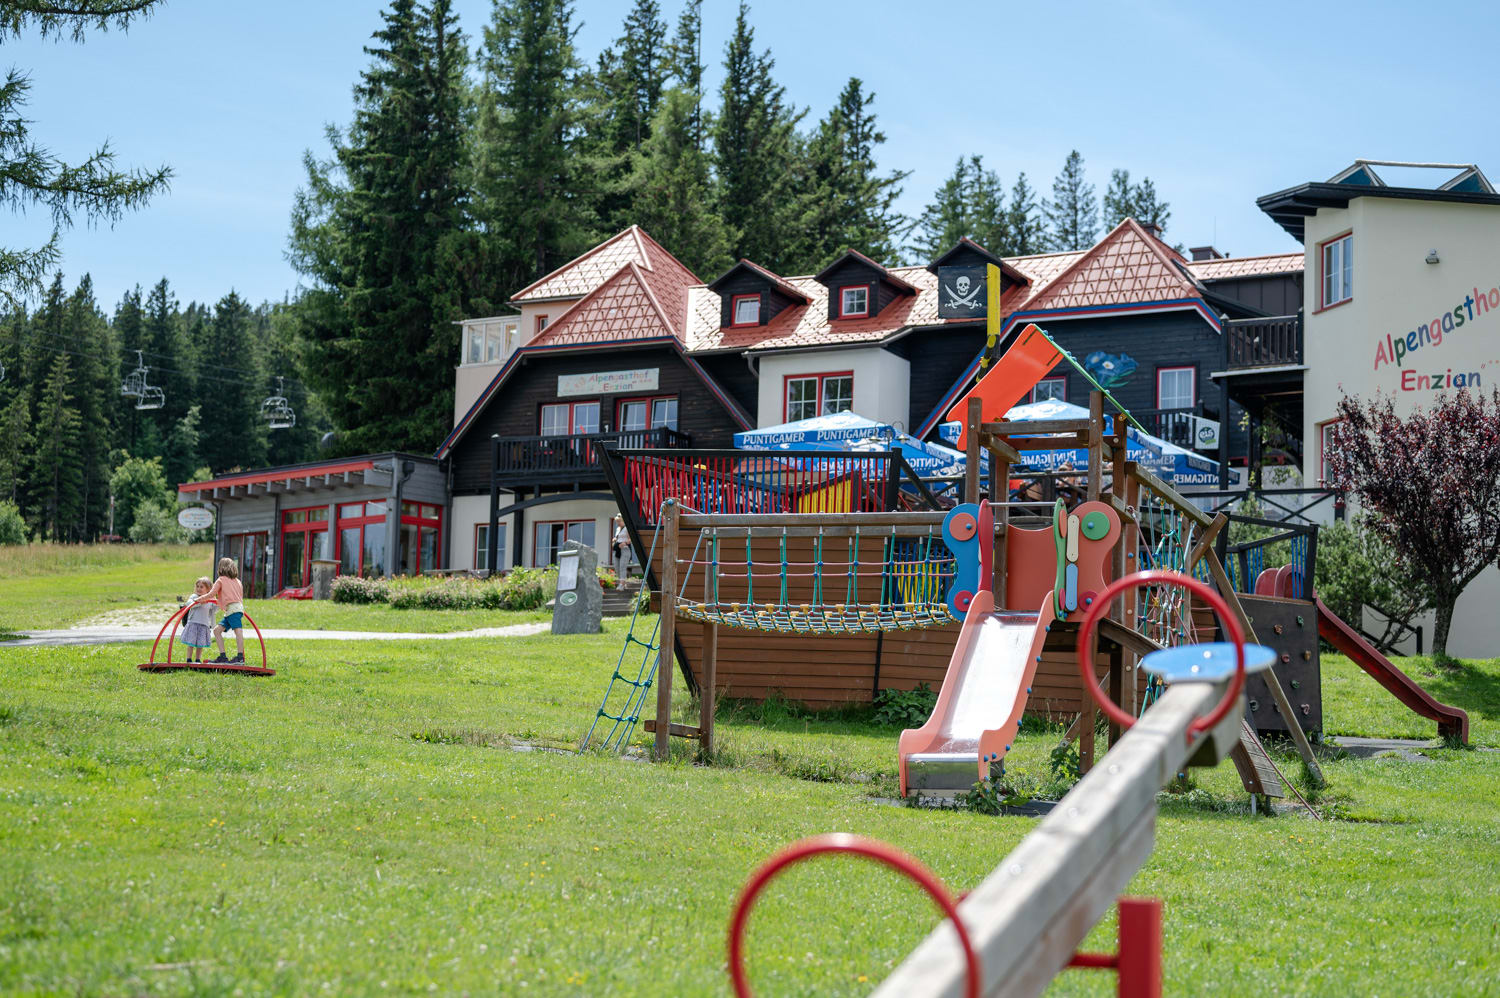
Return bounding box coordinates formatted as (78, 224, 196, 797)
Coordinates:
(938, 265, 988, 319)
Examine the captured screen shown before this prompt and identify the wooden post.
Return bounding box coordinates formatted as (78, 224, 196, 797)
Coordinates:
(700, 549, 717, 758)
(1107, 642, 1124, 747)
(1079, 630, 1096, 773)
(1123, 474, 1142, 716)
(965, 397, 983, 504)
(1086, 391, 1104, 501)
(653, 500, 679, 762)
(992, 454, 1010, 603)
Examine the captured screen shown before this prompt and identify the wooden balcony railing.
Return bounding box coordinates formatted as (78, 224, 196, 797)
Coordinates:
(1223, 313, 1303, 369)
(468, 427, 689, 491)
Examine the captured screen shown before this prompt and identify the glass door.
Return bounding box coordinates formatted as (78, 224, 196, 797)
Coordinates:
(281, 532, 306, 589)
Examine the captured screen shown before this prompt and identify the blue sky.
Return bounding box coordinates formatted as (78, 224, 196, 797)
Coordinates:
(9, 0, 1499, 310)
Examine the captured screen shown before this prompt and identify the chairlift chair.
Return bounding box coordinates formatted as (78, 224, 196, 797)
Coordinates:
(261, 376, 296, 430)
(120, 350, 148, 399)
(136, 385, 165, 411)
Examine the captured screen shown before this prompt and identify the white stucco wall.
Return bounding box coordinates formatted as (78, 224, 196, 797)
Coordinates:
(450, 493, 515, 572)
(754, 347, 911, 429)
(1301, 195, 1500, 657)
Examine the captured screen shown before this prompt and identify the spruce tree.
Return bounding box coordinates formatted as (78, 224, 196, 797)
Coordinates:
(797, 77, 910, 268)
(65, 275, 117, 538)
(1101, 168, 1133, 231)
(197, 291, 265, 474)
(474, 0, 594, 291)
(668, 0, 704, 149)
(713, 2, 801, 270)
(1006, 173, 1044, 256)
(913, 155, 1008, 261)
(29, 352, 82, 539)
(590, 0, 671, 231)
(142, 278, 192, 427)
(291, 0, 478, 452)
(629, 88, 731, 277)
(1101, 168, 1172, 236)
(1129, 176, 1171, 234)
(113, 286, 150, 458)
(1044, 150, 1098, 251)
(0, 393, 31, 506)
(0, 2, 171, 305)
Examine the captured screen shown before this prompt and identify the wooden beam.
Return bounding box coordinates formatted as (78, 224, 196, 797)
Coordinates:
(1085, 392, 1103, 500)
(700, 565, 717, 757)
(641, 720, 701, 739)
(873, 680, 1240, 998)
(977, 434, 1023, 465)
(983, 418, 1091, 436)
(1127, 461, 1215, 528)
(1186, 513, 1228, 570)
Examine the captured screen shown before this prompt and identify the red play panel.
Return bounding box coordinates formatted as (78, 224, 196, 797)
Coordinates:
(945, 323, 1064, 448)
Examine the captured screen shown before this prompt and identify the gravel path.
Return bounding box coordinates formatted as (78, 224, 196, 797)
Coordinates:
(1, 621, 551, 648)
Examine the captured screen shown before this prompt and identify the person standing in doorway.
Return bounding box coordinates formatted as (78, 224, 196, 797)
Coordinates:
(611, 515, 631, 580)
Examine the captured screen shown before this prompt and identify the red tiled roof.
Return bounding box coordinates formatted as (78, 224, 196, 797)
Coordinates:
(1013, 219, 1202, 312)
(509, 226, 701, 303)
(1186, 252, 1304, 281)
(528, 262, 680, 348)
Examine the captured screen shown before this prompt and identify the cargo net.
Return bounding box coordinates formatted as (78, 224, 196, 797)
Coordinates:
(676, 526, 957, 634)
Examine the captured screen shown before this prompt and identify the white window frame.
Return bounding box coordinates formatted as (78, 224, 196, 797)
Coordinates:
(732, 294, 761, 327)
(1032, 376, 1066, 403)
(1156, 367, 1196, 410)
(1321, 233, 1353, 309)
(474, 523, 507, 572)
(838, 285, 870, 318)
(820, 375, 854, 415)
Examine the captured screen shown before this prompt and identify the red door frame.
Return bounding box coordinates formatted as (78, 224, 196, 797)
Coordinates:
(280, 505, 329, 590)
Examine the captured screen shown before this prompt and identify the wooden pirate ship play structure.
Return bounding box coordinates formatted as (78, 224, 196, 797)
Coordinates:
(585, 323, 1468, 801)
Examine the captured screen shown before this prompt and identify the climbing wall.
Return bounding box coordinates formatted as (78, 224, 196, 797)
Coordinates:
(1239, 594, 1322, 736)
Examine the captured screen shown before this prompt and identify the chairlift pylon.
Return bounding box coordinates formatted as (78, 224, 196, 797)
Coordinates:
(261, 375, 295, 430)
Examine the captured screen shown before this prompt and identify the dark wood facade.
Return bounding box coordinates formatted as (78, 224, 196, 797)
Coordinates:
(1199, 272, 1304, 316)
(814, 255, 914, 321)
(707, 262, 808, 329)
(447, 346, 742, 495)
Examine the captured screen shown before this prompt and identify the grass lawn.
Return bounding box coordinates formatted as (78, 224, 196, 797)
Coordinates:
(239, 600, 549, 634)
(0, 543, 214, 631)
(2, 567, 1499, 993)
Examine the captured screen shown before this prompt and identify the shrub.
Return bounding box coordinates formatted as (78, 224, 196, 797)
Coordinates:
(1315, 517, 1432, 651)
(126, 500, 188, 544)
(331, 575, 391, 604)
(0, 500, 25, 545)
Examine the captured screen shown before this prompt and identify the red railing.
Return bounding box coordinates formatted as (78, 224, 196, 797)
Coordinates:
(615, 450, 900, 524)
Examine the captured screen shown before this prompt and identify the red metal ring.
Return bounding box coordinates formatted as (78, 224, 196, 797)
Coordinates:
(727, 833, 980, 998)
(1074, 570, 1246, 737)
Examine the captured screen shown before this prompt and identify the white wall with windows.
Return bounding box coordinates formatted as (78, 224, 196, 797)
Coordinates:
(754, 347, 911, 429)
(450, 493, 514, 574)
(454, 315, 521, 422)
(1301, 194, 1500, 657)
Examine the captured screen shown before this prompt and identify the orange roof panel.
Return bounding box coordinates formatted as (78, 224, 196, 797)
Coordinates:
(1186, 252, 1304, 281)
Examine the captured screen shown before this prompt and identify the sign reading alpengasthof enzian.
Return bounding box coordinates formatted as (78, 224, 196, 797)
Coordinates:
(1372, 281, 1500, 392)
(557, 368, 659, 397)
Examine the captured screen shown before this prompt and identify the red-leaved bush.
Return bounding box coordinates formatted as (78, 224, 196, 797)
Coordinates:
(1325, 387, 1500, 658)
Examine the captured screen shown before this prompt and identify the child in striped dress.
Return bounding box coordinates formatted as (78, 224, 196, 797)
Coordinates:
(181, 577, 215, 663)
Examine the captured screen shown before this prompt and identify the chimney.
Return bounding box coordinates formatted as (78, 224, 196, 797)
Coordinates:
(1189, 245, 1225, 261)
(1138, 221, 1163, 239)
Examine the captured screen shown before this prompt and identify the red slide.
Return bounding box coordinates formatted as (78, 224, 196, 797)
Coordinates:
(1314, 597, 1468, 744)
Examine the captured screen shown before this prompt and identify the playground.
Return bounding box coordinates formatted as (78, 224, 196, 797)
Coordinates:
(0, 585, 1495, 993)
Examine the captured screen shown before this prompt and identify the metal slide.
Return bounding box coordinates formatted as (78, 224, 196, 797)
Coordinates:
(1314, 597, 1469, 744)
(899, 590, 1055, 796)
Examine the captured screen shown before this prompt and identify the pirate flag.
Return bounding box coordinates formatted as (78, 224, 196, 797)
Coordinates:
(937, 265, 988, 319)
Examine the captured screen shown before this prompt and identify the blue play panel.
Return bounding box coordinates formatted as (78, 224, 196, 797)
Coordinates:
(1140, 642, 1276, 682)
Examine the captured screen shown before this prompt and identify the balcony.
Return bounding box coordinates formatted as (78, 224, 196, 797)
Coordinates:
(1223, 314, 1303, 370)
(473, 427, 690, 491)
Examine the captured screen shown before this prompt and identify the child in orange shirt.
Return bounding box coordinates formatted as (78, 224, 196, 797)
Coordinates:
(206, 557, 246, 664)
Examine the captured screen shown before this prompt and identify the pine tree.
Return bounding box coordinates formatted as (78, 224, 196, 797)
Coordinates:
(0, 393, 31, 505)
(29, 352, 82, 539)
(668, 0, 704, 149)
(65, 275, 117, 539)
(163, 405, 201, 489)
(1006, 172, 1044, 256)
(113, 286, 150, 458)
(796, 77, 910, 268)
(912, 155, 1007, 261)
(629, 87, 731, 277)
(590, 0, 671, 231)
(713, 2, 802, 269)
(1099, 169, 1171, 235)
(0, 2, 171, 305)
(142, 278, 192, 428)
(474, 0, 593, 291)
(197, 291, 265, 474)
(1044, 150, 1098, 251)
(291, 0, 479, 452)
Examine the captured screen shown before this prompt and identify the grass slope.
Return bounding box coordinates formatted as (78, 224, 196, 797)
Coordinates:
(1, 625, 1497, 995)
(0, 544, 213, 631)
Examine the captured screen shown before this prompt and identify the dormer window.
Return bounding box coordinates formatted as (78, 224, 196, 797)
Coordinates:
(838, 285, 870, 318)
(731, 294, 761, 327)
